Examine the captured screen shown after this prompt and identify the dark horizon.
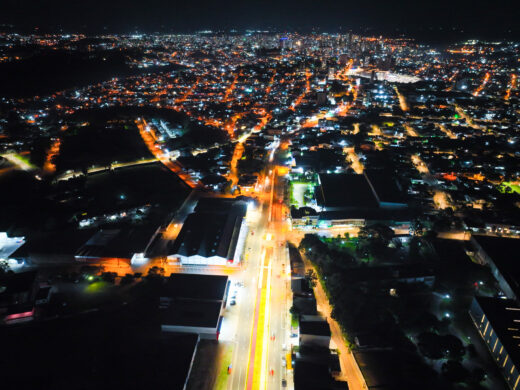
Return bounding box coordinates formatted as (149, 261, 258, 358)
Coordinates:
(1, 0, 519, 43)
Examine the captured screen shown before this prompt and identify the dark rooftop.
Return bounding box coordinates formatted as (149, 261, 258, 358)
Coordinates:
(354, 350, 403, 390)
(318, 173, 378, 209)
(474, 236, 520, 296)
(364, 169, 407, 206)
(162, 273, 228, 302)
(294, 360, 335, 390)
(300, 319, 331, 337)
(75, 226, 156, 259)
(170, 198, 247, 260)
(161, 300, 222, 328)
(0, 308, 199, 390)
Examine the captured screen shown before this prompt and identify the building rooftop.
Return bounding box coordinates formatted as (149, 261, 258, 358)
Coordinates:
(474, 296, 520, 367)
(170, 198, 247, 260)
(75, 226, 155, 259)
(474, 236, 520, 296)
(364, 169, 407, 206)
(353, 350, 404, 390)
(318, 173, 378, 209)
(300, 319, 331, 337)
(319, 207, 412, 222)
(161, 300, 222, 328)
(162, 273, 228, 302)
(294, 360, 335, 390)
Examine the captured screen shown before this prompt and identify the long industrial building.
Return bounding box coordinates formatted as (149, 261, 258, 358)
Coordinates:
(168, 198, 249, 265)
(469, 296, 520, 390)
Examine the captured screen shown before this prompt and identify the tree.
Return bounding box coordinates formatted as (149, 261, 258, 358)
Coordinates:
(147, 266, 165, 278)
(417, 332, 444, 359)
(417, 332, 465, 360)
(120, 273, 135, 286)
(470, 367, 486, 384)
(411, 219, 425, 236)
(441, 334, 465, 359)
(305, 269, 318, 288)
(442, 360, 469, 383)
(290, 305, 301, 316)
(0, 260, 9, 276)
(101, 272, 117, 283)
(402, 310, 439, 333)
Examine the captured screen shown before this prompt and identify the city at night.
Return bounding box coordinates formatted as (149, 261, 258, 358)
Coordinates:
(0, 1, 519, 390)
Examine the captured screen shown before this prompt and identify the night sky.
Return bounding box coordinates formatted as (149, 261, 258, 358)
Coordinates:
(1, 0, 519, 41)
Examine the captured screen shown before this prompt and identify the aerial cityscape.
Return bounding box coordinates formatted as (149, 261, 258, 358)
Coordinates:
(0, 2, 519, 390)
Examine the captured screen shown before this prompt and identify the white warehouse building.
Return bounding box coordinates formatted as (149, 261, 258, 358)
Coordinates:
(168, 198, 249, 266)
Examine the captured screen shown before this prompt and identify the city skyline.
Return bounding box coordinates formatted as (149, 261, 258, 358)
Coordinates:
(0, 11, 519, 390)
(1, 0, 520, 41)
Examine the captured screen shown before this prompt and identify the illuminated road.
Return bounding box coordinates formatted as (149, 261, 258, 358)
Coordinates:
(404, 123, 419, 137)
(369, 124, 382, 136)
(43, 138, 61, 174)
(411, 154, 453, 210)
(445, 70, 459, 91)
(227, 141, 245, 190)
(55, 158, 159, 181)
(505, 73, 516, 101)
(435, 123, 457, 139)
(394, 86, 409, 112)
(1, 153, 35, 171)
(225, 155, 293, 390)
(266, 167, 293, 390)
(454, 104, 484, 131)
(225, 191, 273, 390)
(290, 69, 311, 111)
(136, 119, 198, 187)
(344, 147, 364, 174)
(473, 72, 490, 97)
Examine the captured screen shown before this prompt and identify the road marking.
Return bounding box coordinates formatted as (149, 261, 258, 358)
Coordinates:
(245, 249, 266, 390)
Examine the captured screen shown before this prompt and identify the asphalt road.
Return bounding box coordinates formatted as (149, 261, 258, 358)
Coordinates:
(226, 153, 293, 390)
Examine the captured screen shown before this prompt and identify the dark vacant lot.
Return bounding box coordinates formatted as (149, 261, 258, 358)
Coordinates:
(54, 124, 152, 173)
(0, 48, 183, 98)
(0, 298, 198, 390)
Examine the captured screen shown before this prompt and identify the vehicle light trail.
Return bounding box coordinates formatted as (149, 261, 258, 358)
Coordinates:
(245, 247, 273, 390)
